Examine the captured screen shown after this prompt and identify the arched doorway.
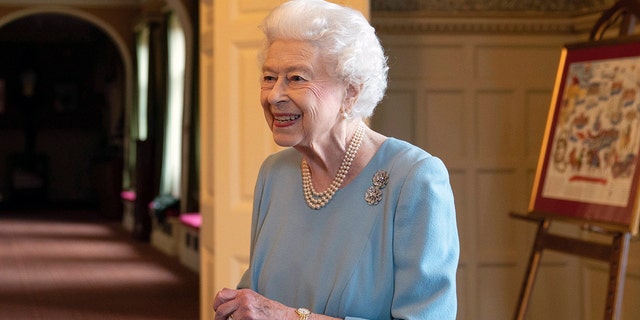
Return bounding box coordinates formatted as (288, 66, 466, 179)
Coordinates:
(0, 12, 125, 217)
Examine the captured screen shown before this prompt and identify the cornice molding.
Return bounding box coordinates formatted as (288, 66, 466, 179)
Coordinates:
(372, 13, 603, 35)
(371, 0, 614, 14)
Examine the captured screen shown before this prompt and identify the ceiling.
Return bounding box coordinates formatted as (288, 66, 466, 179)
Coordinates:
(0, 0, 617, 44)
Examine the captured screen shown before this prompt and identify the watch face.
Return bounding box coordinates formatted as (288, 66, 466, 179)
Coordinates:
(297, 308, 311, 315)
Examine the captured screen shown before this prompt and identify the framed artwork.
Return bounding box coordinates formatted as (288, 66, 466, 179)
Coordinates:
(530, 35, 640, 234)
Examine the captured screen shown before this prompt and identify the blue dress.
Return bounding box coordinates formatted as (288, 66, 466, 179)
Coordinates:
(238, 138, 459, 319)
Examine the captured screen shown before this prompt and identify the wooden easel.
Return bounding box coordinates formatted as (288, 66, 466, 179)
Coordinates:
(510, 212, 632, 320)
(589, 0, 640, 41)
(512, 1, 640, 319)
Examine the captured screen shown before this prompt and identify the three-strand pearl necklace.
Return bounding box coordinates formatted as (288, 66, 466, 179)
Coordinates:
(301, 124, 365, 210)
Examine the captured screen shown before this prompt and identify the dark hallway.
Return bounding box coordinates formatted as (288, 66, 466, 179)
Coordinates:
(0, 209, 199, 319)
(0, 13, 124, 215)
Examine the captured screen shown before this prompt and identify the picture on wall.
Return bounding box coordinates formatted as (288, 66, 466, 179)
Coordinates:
(530, 35, 640, 234)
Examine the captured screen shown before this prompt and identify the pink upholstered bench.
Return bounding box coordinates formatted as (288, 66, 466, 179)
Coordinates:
(179, 213, 201, 273)
(180, 213, 201, 231)
(120, 190, 136, 202)
(120, 190, 136, 232)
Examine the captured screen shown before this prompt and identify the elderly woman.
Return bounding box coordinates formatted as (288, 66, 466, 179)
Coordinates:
(213, 0, 459, 319)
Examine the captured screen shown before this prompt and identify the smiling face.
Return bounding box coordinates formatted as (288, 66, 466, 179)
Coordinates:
(260, 39, 348, 149)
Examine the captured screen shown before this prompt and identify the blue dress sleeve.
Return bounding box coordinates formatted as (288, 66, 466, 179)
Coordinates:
(390, 156, 460, 319)
(237, 156, 272, 290)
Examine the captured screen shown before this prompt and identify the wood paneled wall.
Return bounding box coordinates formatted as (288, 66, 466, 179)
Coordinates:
(371, 15, 640, 320)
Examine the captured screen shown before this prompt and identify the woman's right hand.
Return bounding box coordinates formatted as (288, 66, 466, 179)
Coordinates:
(213, 288, 297, 320)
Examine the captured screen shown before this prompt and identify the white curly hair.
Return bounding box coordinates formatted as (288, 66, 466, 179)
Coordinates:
(258, 0, 389, 119)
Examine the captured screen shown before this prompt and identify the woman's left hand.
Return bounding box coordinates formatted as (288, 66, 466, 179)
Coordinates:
(213, 288, 296, 320)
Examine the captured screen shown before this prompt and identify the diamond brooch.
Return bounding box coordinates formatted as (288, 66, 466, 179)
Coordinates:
(365, 170, 389, 205)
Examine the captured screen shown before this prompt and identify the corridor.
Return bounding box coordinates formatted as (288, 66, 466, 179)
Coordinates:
(0, 209, 199, 319)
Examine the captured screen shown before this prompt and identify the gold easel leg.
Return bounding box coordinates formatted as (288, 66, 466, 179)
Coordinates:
(513, 218, 551, 320)
(618, 11, 637, 36)
(604, 232, 631, 320)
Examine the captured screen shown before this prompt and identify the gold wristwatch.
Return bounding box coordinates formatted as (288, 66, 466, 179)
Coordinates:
(295, 307, 311, 320)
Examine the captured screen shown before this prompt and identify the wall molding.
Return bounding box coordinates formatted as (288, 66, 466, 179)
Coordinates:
(371, 0, 614, 14)
(373, 13, 602, 35)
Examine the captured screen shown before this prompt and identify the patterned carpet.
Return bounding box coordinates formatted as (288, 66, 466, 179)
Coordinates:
(0, 209, 199, 320)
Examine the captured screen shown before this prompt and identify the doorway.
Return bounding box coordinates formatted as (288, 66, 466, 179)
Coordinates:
(0, 13, 125, 217)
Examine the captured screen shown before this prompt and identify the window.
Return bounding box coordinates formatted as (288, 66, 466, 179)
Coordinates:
(136, 25, 150, 141)
(160, 12, 186, 197)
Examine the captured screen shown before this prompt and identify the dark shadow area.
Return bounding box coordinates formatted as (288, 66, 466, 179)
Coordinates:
(0, 13, 124, 218)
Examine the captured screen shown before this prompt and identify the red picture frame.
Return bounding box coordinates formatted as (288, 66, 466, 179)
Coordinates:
(530, 36, 640, 234)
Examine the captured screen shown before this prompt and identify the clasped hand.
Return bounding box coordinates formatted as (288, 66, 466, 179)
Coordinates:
(213, 288, 296, 320)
